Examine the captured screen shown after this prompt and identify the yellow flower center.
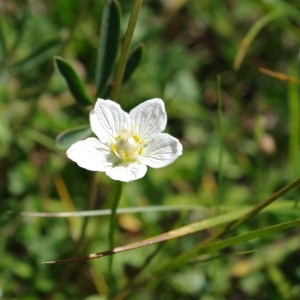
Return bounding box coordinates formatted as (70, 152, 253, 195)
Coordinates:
(110, 131, 144, 162)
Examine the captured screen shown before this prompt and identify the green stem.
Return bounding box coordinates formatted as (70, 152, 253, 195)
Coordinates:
(108, 181, 123, 288)
(288, 66, 300, 177)
(110, 0, 143, 101)
(216, 75, 223, 215)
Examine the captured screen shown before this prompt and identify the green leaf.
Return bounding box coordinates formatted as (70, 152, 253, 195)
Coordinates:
(206, 218, 300, 253)
(95, 0, 121, 97)
(54, 56, 92, 106)
(56, 125, 92, 150)
(14, 38, 61, 72)
(123, 44, 143, 84)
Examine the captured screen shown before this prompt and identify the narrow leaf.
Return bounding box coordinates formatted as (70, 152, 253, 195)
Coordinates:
(56, 125, 92, 150)
(205, 219, 300, 253)
(122, 44, 143, 84)
(14, 38, 61, 72)
(54, 56, 92, 106)
(95, 0, 121, 97)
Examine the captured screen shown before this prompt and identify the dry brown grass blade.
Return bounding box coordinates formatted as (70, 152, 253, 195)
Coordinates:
(43, 228, 194, 264)
(259, 67, 300, 84)
(43, 209, 249, 264)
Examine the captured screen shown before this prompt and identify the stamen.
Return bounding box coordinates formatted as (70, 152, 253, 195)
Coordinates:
(110, 131, 144, 162)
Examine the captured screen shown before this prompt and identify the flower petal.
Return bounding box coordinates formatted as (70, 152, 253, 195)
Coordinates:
(129, 98, 167, 140)
(66, 137, 117, 171)
(90, 99, 130, 143)
(140, 133, 183, 168)
(106, 163, 147, 182)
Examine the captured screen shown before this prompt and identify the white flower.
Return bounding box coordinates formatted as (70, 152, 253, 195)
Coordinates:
(66, 98, 183, 182)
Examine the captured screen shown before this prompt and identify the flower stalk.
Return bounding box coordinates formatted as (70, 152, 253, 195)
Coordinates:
(110, 0, 143, 101)
(108, 180, 123, 281)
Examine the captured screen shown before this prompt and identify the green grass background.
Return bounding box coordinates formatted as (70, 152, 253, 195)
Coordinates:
(1, 0, 300, 299)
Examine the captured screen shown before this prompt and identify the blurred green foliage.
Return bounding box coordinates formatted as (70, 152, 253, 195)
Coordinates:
(1, 0, 300, 299)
